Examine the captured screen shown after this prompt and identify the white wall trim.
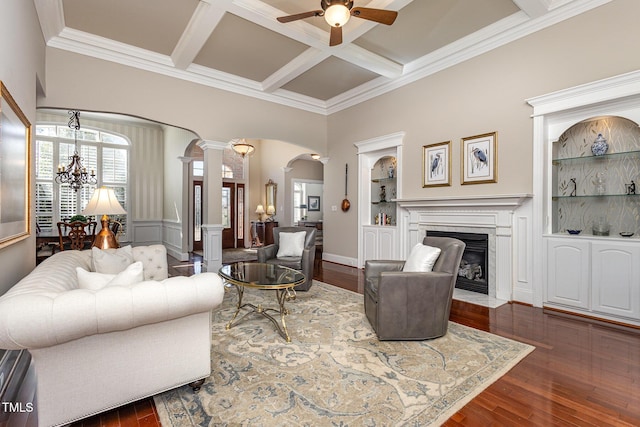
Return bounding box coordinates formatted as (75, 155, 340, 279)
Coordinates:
(323, 252, 358, 268)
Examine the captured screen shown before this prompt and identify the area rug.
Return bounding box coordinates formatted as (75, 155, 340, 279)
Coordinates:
(221, 248, 258, 264)
(154, 281, 534, 426)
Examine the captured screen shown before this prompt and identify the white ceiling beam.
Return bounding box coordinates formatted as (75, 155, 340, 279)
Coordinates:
(262, 48, 330, 93)
(171, 1, 227, 69)
(230, 0, 407, 84)
(512, 0, 551, 18)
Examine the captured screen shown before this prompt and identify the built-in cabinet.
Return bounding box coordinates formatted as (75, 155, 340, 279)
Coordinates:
(362, 226, 397, 261)
(529, 79, 640, 326)
(355, 132, 404, 268)
(547, 237, 640, 322)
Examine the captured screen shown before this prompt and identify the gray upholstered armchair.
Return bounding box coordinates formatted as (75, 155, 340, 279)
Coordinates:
(257, 226, 316, 291)
(364, 236, 466, 340)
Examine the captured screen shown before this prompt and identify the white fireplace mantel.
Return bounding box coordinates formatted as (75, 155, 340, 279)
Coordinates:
(396, 194, 532, 209)
(397, 194, 533, 302)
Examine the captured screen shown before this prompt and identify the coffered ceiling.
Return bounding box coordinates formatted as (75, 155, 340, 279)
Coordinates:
(34, 0, 608, 114)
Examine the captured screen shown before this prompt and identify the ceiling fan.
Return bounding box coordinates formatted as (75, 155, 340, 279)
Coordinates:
(277, 1, 398, 47)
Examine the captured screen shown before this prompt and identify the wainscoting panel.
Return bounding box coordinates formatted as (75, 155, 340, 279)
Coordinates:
(132, 221, 163, 246)
(162, 220, 187, 261)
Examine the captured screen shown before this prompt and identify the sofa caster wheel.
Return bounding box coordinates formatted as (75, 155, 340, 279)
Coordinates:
(189, 379, 205, 392)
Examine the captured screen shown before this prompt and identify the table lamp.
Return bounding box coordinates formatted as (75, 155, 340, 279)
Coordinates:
(266, 205, 276, 221)
(255, 204, 265, 221)
(83, 187, 127, 249)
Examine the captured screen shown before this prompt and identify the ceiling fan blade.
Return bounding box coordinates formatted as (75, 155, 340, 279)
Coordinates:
(277, 10, 323, 23)
(330, 26, 343, 47)
(351, 7, 398, 25)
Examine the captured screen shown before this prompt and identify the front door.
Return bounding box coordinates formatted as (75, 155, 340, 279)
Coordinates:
(222, 182, 246, 249)
(193, 180, 203, 251)
(222, 183, 235, 249)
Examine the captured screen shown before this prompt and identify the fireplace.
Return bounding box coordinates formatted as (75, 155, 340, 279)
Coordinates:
(427, 230, 489, 295)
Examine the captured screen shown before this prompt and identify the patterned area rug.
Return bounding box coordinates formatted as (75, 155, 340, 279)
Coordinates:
(154, 281, 534, 426)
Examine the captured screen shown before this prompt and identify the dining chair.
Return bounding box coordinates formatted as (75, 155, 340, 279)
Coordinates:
(57, 220, 97, 251)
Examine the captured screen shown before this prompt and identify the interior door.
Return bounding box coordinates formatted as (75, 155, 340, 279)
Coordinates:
(193, 180, 203, 251)
(222, 183, 235, 249)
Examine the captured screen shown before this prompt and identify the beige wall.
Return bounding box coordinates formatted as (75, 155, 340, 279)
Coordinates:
(0, 0, 45, 295)
(323, 0, 640, 261)
(39, 49, 328, 152)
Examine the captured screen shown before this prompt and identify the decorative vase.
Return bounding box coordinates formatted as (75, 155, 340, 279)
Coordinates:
(379, 185, 386, 202)
(591, 133, 608, 156)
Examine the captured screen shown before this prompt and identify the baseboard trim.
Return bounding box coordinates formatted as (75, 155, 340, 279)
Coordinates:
(322, 252, 358, 268)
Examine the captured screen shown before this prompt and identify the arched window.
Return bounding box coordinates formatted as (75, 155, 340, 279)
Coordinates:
(35, 124, 130, 238)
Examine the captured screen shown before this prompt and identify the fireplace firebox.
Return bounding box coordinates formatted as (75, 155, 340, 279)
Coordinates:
(426, 230, 489, 294)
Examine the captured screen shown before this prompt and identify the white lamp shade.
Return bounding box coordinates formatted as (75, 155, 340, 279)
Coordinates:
(267, 205, 276, 215)
(255, 204, 265, 214)
(83, 187, 127, 216)
(324, 4, 350, 27)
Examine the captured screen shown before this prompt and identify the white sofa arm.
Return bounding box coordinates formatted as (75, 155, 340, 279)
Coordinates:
(0, 272, 225, 350)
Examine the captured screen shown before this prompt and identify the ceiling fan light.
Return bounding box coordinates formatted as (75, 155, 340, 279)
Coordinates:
(324, 4, 350, 27)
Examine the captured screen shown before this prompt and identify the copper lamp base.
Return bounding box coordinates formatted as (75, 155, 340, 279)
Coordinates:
(92, 214, 120, 249)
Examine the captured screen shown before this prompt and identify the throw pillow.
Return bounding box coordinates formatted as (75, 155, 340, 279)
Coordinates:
(402, 243, 442, 272)
(77, 261, 144, 290)
(92, 245, 133, 274)
(276, 231, 307, 258)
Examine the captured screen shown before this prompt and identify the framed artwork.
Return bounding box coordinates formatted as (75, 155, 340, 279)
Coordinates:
(423, 141, 451, 187)
(308, 196, 320, 211)
(461, 132, 497, 185)
(0, 81, 31, 249)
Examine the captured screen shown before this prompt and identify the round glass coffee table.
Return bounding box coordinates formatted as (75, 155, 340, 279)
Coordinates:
(218, 262, 306, 342)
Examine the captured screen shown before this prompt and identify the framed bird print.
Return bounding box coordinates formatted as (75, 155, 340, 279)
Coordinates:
(423, 141, 451, 187)
(462, 132, 497, 185)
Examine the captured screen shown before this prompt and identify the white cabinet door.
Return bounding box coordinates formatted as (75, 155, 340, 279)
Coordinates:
(363, 227, 379, 262)
(591, 241, 640, 319)
(378, 227, 396, 259)
(362, 226, 397, 261)
(546, 238, 590, 309)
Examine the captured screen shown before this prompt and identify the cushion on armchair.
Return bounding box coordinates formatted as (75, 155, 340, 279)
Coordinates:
(402, 243, 441, 272)
(276, 231, 306, 257)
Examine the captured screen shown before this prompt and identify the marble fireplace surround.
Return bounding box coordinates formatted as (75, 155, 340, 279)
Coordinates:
(397, 194, 532, 301)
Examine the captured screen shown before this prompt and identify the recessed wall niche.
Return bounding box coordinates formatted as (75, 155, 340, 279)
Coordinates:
(552, 116, 640, 236)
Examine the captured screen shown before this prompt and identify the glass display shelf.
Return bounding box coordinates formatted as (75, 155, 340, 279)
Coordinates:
(371, 200, 396, 205)
(552, 193, 640, 200)
(371, 177, 396, 183)
(552, 149, 640, 164)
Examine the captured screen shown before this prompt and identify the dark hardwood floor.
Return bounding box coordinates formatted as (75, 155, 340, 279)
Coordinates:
(70, 254, 640, 427)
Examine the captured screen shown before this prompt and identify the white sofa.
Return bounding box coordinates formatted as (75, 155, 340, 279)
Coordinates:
(0, 245, 225, 427)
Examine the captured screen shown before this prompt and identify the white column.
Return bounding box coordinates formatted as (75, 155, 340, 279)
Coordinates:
(197, 140, 227, 272)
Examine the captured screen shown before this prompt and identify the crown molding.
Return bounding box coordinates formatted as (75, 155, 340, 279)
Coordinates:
(42, 0, 611, 116)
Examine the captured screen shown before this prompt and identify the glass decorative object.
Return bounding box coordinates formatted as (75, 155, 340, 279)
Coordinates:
(592, 216, 610, 236)
(591, 133, 609, 156)
(595, 171, 607, 195)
